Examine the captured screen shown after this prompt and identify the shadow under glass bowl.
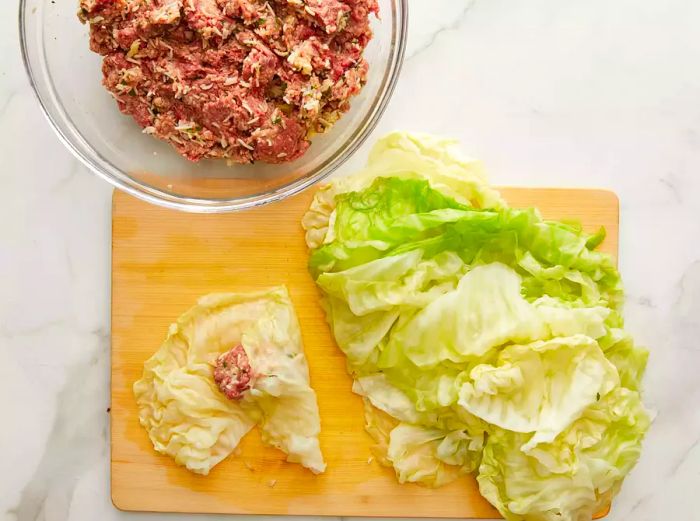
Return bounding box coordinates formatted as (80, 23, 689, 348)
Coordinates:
(19, 0, 408, 212)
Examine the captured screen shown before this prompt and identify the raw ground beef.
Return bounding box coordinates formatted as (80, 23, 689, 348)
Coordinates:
(78, 0, 378, 163)
(213, 345, 255, 400)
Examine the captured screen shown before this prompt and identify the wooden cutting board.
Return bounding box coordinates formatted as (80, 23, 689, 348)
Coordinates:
(111, 187, 618, 518)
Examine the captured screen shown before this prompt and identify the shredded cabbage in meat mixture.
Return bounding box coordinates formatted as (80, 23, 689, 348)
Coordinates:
(79, 0, 378, 163)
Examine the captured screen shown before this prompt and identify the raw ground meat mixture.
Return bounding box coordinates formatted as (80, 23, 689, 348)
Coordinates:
(78, 0, 378, 163)
(213, 345, 255, 400)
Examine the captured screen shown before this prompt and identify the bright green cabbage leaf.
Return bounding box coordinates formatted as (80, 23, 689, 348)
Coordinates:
(301, 132, 504, 250)
(599, 329, 649, 392)
(308, 175, 622, 309)
(303, 132, 649, 521)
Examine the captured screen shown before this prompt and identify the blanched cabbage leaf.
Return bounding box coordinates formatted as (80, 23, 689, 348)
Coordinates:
(478, 388, 649, 521)
(303, 132, 649, 521)
(133, 287, 325, 475)
(383, 263, 547, 367)
(387, 423, 470, 487)
(458, 334, 619, 449)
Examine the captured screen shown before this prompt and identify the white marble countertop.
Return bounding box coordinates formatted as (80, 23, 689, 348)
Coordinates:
(1, 0, 699, 520)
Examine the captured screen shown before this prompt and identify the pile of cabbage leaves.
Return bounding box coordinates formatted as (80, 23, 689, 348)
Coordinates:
(302, 132, 649, 521)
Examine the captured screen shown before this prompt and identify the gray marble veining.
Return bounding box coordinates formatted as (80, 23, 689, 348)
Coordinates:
(2, 0, 699, 520)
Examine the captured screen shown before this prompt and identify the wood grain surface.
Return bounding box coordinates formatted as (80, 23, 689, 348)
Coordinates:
(111, 187, 618, 517)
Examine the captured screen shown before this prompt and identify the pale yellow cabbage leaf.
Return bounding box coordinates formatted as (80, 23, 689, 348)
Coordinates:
(133, 287, 325, 475)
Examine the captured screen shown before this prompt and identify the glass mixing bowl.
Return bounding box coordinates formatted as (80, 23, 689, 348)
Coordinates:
(19, 0, 407, 212)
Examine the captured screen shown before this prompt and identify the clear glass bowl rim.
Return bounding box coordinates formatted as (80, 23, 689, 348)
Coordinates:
(19, 0, 408, 213)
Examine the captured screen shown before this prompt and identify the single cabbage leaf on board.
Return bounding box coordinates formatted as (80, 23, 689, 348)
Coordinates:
(133, 287, 326, 475)
(303, 132, 649, 521)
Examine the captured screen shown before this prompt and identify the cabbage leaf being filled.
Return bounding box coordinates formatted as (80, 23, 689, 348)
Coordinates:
(133, 287, 325, 475)
(303, 132, 648, 521)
